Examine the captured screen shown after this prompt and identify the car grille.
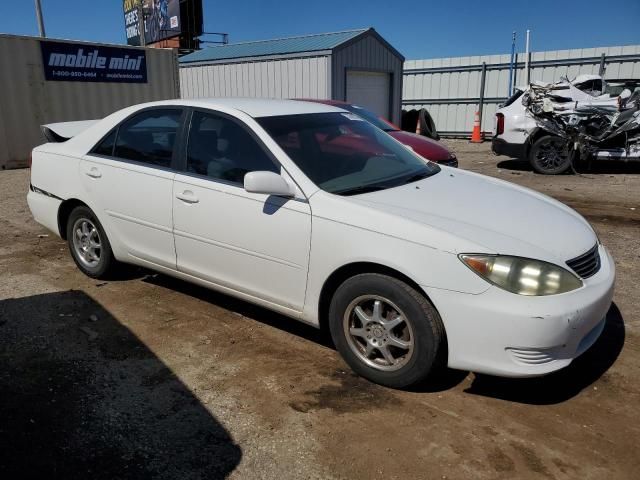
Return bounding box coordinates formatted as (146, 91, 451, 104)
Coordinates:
(566, 244, 601, 279)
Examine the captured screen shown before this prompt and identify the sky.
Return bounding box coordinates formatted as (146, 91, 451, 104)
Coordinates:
(3, 0, 640, 59)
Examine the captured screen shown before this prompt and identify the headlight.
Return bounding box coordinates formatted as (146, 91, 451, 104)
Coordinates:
(459, 254, 582, 296)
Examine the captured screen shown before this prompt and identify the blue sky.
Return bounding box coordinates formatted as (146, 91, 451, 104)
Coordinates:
(3, 0, 639, 59)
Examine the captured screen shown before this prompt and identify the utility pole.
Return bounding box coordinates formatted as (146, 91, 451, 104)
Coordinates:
(524, 29, 531, 85)
(478, 62, 487, 133)
(137, 0, 146, 47)
(34, 0, 46, 37)
(507, 31, 516, 97)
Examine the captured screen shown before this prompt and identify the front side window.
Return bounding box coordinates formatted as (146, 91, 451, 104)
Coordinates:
(186, 110, 279, 184)
(112, 109, 182, 168)
(258, 113, 440, 195)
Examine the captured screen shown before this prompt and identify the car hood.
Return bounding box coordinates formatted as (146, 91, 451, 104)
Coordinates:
(347, 168, 596, 264)
(388, 130, 452, 161)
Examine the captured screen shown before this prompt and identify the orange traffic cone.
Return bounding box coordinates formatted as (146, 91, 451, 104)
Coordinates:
(415, 117, 421, 136)
(470, 110, 483, 143)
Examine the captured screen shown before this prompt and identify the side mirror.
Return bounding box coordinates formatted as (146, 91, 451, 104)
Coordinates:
(244, 171, 295, 197)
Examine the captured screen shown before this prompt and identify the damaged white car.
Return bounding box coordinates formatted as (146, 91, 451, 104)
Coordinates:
(493, 75, 640, 174)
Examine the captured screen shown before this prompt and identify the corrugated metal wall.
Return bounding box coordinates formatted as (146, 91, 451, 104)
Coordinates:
(0, 34, 180, 169)
(333, 34, 404, 125)
(403, 45, 640, 137)
(180, 56, 331, 101)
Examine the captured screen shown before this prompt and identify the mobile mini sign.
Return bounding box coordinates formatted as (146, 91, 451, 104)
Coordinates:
(40, 40, 148, 83)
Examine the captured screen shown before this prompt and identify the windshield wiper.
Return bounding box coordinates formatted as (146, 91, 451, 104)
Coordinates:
(401, 171, 432, 184)
(335, 171, 434, 196)
(333, 184, 387, 196)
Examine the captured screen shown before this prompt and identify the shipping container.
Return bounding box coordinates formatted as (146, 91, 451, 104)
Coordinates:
(0, 34, 180, 169)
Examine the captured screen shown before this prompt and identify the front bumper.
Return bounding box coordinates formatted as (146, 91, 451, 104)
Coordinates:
(423, 244, 615, 377)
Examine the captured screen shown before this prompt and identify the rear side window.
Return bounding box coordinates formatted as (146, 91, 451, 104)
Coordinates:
(502, 89, 524, 107)
(112, 109, 182, 168)
(575, 79, 603, 96)
(93, 130, 116, 156)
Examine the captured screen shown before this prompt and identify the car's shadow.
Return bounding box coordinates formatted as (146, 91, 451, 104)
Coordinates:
(146, 273, 624, 404)
(464, 303, 625, 405)
(496, 158, 534, 172)
(497, 157, 640, 174)
(0, 290, 242, 479)
(143, 273, 334, 349)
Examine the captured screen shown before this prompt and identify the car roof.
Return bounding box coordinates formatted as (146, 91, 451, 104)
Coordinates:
(300, 98, 350, 106)
(130, 98, 347, 118)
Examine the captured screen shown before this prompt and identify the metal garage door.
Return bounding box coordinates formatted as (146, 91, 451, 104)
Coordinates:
(346, 71, 391, 120)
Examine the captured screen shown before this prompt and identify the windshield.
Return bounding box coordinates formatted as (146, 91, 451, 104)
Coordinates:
(339, 104, 397, 131)
(258, 112, 440, 196)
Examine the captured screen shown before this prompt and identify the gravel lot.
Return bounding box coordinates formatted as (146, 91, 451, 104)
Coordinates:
(1, 142, 639, 479)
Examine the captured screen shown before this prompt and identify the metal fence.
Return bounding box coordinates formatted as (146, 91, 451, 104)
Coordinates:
(402, 45, 640, 138)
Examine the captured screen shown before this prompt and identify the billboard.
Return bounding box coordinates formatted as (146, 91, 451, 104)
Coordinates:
(40, 40, 147, 83)
(124, 0, 181, 46)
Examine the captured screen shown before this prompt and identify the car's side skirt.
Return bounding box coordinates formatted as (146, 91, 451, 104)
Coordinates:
(126, 253, 316, 326)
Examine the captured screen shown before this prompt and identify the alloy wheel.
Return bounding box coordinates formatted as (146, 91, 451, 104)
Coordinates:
(535, 139, 569, 170)
(72, 218, 102, 268)
(343, 295, 415, 371)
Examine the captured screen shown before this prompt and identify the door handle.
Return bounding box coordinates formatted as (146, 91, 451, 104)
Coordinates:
(86, 167, 102, 178)
(176, 191, 199, 204)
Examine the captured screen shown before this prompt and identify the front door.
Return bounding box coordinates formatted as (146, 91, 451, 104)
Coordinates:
(172, 109, 312, 311)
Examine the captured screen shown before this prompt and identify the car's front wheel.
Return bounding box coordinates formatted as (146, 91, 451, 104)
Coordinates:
(66, 205, 117, 279)
(329, 273, 445, 388)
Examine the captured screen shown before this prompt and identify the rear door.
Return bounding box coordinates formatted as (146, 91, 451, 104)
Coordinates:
(172, 109, 312, 311)
(81, 108, 185, 269)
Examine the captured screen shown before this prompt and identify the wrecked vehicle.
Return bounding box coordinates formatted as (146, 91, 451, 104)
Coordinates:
(493, 75, 640, 174)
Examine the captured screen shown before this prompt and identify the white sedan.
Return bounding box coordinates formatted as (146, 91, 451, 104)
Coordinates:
(28, 99, 615, 388)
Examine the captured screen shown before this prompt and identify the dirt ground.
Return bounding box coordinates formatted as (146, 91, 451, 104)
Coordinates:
(1, 142, 639, 479)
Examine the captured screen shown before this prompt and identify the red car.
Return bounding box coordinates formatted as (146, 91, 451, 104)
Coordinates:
(301, 99, 458, 167)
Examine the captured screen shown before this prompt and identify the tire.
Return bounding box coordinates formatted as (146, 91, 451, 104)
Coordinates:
(529, 135, 572, 174)
(328, 273, 445, 389)
(401, 109, 419, 132)
(418, 108, 440, 140)
(66, 205, 117, 279)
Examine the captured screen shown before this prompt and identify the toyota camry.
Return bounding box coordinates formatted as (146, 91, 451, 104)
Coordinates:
(28, 99, 615, 388)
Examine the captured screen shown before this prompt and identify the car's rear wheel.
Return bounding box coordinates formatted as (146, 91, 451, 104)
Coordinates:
(329, 273, 445, 388)
(529, 135, 572, 174)
(66, 206, 116, 279)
